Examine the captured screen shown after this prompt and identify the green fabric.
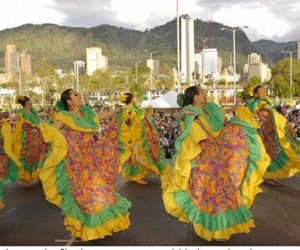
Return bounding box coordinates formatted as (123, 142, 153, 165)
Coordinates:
(17, 108, 40, 125)
(124, 103, 143, 117)
(117, 105, 168, 176)
(174, 102, 224, 158)
(55, 160, 131, 228)
(59, 105, 99, 129)
(174, 190, 253, 231)
(247, 97, 299, 173)
(247, 97, 273, 113)
(0, 160, 19, 206)
(231, 116, 263, 201)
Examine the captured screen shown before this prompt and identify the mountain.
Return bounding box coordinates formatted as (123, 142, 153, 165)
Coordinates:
(0, 19, 263, 73)
(252, 39, 298, 62)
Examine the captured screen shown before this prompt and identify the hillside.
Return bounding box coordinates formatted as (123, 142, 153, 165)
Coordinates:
(0, 19, 261, 73)
(252, 39, 298, 63)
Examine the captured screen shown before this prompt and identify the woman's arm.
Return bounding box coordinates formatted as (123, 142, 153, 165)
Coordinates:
(98, 107, 120, 120)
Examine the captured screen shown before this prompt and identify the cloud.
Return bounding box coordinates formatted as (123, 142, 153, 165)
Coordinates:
(1, 0, 299, 42)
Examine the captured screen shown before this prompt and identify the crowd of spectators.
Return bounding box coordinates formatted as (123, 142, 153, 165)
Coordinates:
(2, 101, 300, 159)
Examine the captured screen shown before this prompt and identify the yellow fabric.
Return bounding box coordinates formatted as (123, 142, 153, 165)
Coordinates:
(1, 121, 22, 170)
(264, 111, 300, 178)
(11, 119, 24, 157)
(175, 120, 208, 190)
(234, 105, 270, 208)
(235, 106, 260, 129)
(193, 219, 255, 241)
(64, 213, 130, 241)
(118, 108, 165, 179)
(39, 122, 68, 206)
(55, 112, 99, 133)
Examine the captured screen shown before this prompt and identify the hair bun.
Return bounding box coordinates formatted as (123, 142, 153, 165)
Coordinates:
(120, 93, 128, 103)
(15, 95, 25, 104)
(177, 93, 185, 107)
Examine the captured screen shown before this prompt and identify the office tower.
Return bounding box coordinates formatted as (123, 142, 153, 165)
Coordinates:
(19, 52, 32, 77)
(86, 47, 108, 76)
(201, 48, 218, 83)
(179, 15, 195, 84)
(248, 53, 262, 64)
(73, 60, 86, 76)
(5, 44, 18, 79)
(247, 53, 271, 82)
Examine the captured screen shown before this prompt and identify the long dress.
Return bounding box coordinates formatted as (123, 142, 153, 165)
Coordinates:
(40, 105, 131, 241)
(11, 108, 47, 184)
(0, 120, 22, 209)
(247, 97, 300, 178)
(162, 103, 270, 241)
(118, 103, 169, 181)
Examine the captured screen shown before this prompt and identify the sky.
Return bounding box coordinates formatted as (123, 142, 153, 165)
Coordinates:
(1, 0, 300, 42)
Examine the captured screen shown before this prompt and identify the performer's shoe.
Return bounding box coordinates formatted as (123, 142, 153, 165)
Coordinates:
(136, 179, 149, 185)
(266, 178, 282, 186)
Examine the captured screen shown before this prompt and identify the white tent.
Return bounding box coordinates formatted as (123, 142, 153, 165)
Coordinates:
(141, 91, 180, 109)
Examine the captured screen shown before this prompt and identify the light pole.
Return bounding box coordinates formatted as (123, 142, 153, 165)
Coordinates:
(135, 61, 141, 85)
(281, 49, 297, 104)
(176, 0, 181, 92)
(73, 61, 85, 92)
(221, 26, 248, 103)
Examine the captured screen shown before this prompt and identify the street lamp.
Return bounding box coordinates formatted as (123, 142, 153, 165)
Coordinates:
(73, 61, 85, 92)
(176, 0, 181, 92)
(281, 49, 297, 104)
(221, 26, 248, 103)
(135, 61, 141, 85)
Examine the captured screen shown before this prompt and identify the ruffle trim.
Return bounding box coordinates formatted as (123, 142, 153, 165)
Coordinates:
(64, 213, 130, 241)
(118, 109, 168, 181)
(162, 182, 254, 241)
(40, 122, 131, 241)
(264, 111, 300, 178)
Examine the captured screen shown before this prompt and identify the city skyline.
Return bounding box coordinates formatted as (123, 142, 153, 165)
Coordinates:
(1, 0, 300, 43)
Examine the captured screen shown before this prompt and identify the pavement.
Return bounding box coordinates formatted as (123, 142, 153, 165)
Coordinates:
(1, 173, 300, 246)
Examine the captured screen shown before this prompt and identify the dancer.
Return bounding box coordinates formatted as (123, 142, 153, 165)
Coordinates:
(12, 95, 47, 186)
(247, 85, 300, 185)
(0, 115, 22, 209)
(162, 85, 270, 241)
(40, 89, 131, 241)
(118, 92, 169, 184)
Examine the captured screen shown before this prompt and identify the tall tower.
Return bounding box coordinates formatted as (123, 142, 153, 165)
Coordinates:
(179, 15, 195, 84)
(19, 52, 32, 77)
(5, 44, 18, 79)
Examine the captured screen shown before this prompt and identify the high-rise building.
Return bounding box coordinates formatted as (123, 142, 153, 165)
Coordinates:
(248, 53, 262, 64)
(86, 47, 108, 76)
(73, 61, 86, 76)
(19, 52, 32, 77)
(146, 59, 160, 77)
(5, 44, 18, 79)
(179, 15, 195, 84)
(246, 53, 271, 82)
(201, 48, 219, 83)
(5, 45, 32, 80)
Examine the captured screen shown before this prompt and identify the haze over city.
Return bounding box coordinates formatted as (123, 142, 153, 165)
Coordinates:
(1, 0, 300, 42)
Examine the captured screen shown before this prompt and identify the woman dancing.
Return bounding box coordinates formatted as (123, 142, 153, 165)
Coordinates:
(118, 92, 169, 184)
(162, 85, 270, 241)
(12, 95, 47, 186)
(39, 89, 131, 241)
(247, 85, 300, 185)
(0, 115, 22, 209)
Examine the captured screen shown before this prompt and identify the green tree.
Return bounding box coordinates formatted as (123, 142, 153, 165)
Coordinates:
(270, 76, 289, 98)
